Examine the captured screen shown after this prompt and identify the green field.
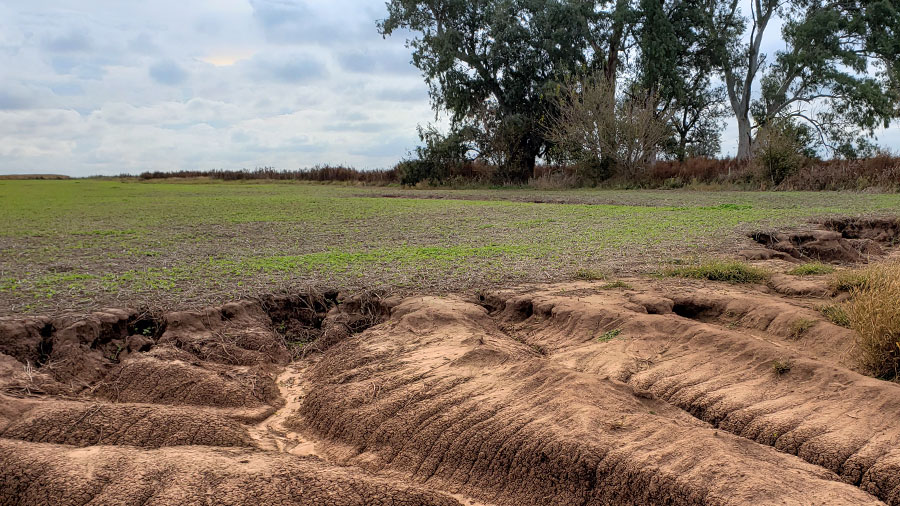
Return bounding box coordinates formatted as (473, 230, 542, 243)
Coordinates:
(2, 179, 899, 314)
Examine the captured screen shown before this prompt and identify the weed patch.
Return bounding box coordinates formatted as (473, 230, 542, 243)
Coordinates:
(819, 304, 851, 328)
(772, 359, 793, 376)
(573, 268, 605, 281)
(597, 329, 622, 342)
(789, 318, 816, 339)
(829, 269, 873, 293)
(666, 260, 770, 283)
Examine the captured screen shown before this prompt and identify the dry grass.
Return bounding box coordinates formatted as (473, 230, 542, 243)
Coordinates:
(829, 269, 874, 293)
(844, 261, 900, 379)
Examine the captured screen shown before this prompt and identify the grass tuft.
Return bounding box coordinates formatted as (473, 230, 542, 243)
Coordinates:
(597, 329, 622, 342)
(787, 262, 835, 276)
(829, 269, 873, 293)
(772, 359, 792, 376)
(819, 304, 851, 328)
(789, 318, 816, 339)
(666, 260, 770, 284)
(573, 268, 605, 281)
(599, 280, 631, 290)
(843, 261, 900, 379)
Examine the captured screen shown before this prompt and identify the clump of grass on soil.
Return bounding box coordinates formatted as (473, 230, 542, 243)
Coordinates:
(843, 261, 900, 380)
(600, 280, 631, 290)
(573, 268, 605, 281)
(666, 260, 770, 284)
(819, 304, 851, 328)
(597, 329, 622, 342)
(788, 262, 835, 276)
(829, 269, 873, 293)
(772, 359, 792, 376)
(789, 318, 816, 339)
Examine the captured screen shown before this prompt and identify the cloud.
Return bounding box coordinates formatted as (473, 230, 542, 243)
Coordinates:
(149, 60, 189, 86)
(336, 48, 417, 75)
(249, 0, 332, 44)
(248, 52, 326, 83)
(42, 30, 92, 53)
(374, 86, 428, 102)
(0, 86, 36, 110)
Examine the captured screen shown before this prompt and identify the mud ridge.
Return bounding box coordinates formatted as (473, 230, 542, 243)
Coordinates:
(2, 283, 898, 504)
(489, 286, 900, 503)
(291, 295, 885, 505)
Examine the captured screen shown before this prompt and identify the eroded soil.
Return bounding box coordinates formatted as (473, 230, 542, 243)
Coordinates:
(2, 220, 900, 505)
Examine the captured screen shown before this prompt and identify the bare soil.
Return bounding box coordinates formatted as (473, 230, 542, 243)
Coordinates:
(2, 221, 900, 505)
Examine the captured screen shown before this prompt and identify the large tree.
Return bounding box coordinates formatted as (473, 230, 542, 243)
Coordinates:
(379, 0, 594, 182)
(707, 0, 900, 159)
(634, 0, 728, 160)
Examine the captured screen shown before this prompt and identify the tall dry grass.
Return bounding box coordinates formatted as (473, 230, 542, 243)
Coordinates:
(844, 261, 900, 379)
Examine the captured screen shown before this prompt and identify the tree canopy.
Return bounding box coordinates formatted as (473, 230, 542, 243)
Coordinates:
(381, 0, 900, 179)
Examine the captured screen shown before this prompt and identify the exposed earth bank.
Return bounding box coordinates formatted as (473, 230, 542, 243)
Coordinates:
(2, 260, 900, 506)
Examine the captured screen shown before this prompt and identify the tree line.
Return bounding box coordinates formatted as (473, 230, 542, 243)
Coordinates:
(379, 0, 900, 184)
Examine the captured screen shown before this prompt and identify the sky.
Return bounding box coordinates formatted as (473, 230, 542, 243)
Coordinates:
(0, 0, 897, 176)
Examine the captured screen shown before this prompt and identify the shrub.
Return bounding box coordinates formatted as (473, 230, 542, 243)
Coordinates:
(754, 119, 816, 186)
(666, 260, 770, 283)
(400, 125, 475, 186)
(844, 261, 900, 379)
(788, 262, 836, 276)
(597, 329, 622, 342)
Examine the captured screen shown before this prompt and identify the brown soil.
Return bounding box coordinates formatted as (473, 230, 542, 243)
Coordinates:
(2, 264, 900, 504)
(747, 216, 899, 263)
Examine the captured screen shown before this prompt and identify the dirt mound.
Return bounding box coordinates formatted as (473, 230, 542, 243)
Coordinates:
(751, 229, 872, 263)
(0, 439, 460, 506)
(748, 216, 899, 264)
(821, 217, 900, 245)
(96, 353, 282, 410)
(0, 401, 253, 448)
(292, 295, 883, 505)
(160, 300, 290, 366)
(0, 353, 71, 397)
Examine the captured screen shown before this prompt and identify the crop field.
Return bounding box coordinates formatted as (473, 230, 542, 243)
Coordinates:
(3, 179, 900, 314)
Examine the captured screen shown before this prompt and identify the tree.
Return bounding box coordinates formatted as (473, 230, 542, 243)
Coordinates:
(634, 0, 730, 161)
(379, 0, 594, 182)
(546, 73, 673, 181)
(706, 0, 900, 159)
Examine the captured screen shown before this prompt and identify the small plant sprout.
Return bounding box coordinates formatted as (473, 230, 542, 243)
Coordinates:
(789, 318, 815, 339)
(772, 359, 792, 376)
(597, 329, 622, 342)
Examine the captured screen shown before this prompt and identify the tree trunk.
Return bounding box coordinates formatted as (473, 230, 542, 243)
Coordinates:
(736, 114, 753, 160)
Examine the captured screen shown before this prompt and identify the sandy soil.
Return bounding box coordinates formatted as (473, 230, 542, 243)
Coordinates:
(1, 221, 899, 505)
